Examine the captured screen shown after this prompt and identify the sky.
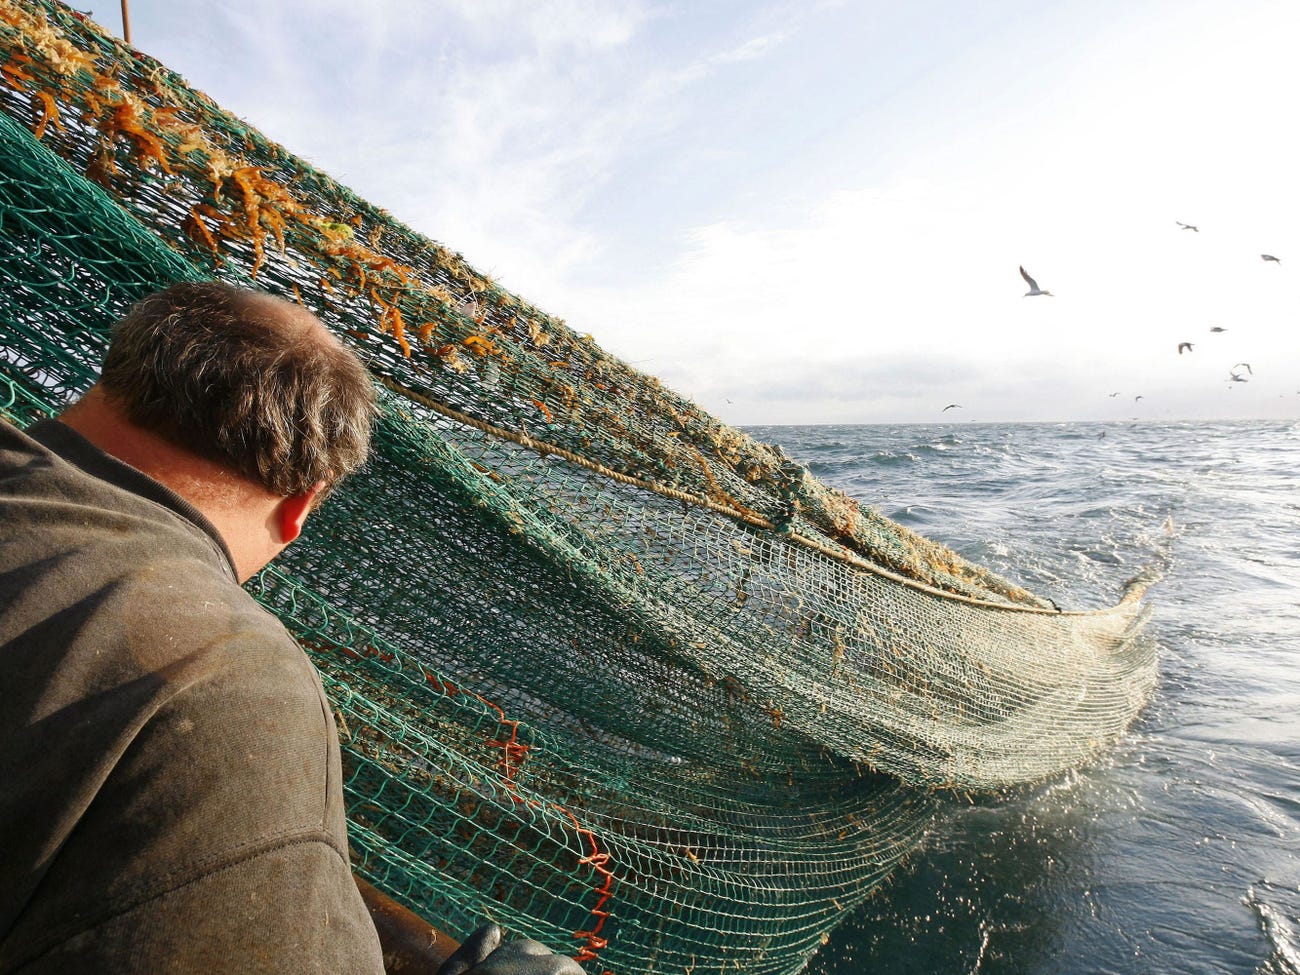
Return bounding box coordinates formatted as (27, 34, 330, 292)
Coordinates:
(111, 0, 1300, 424)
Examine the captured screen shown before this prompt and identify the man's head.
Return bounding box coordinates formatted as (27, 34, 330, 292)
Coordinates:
(63, 281, 377, 580)
(99, 281, 375, 498)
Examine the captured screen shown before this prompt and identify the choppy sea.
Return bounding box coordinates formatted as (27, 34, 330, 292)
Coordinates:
(742, 420, 1300, 975)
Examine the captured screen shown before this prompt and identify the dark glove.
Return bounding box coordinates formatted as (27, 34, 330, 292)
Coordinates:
(438, 923, 587, 975)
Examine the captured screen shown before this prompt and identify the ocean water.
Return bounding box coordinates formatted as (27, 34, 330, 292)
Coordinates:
(742, 420, 1300, 975)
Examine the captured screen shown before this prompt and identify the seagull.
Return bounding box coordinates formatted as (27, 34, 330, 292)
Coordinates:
(1134, 395, 1144, 402)
(1209, 326, 1227, 333)
(1229, 371, 1249, 383)
(1109, 392, 1121, 397)
(1178, 342, 1194, 354)
(1262, 254, 1281, 263)
(942, 403, 962, 412)
(1176, 221, 1199, 232)
(1019, 266, 1053, 296)
(1232, 362, 1252, 374)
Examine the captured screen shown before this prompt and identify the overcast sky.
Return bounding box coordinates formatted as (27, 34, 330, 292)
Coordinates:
(118, 0, 1299, 424)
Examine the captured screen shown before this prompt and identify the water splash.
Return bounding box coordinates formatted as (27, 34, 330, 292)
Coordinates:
(1246, 883, 1300, 975)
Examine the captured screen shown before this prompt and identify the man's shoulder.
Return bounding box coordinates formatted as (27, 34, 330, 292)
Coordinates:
(0, 490, 271, 667)
(1, 417, 238, 578)
(112, 556, 299, 667)
(0, 415, 55, 480)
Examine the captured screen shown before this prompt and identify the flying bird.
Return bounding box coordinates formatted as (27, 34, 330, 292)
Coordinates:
(1134, 395, 1144, 402)
(1109, 392, 1120, 397)
(1176, 221, 1199, 232)
(1178, 342, 1194, 354)
(1229, 372, 1249, 383)
(1232, 362, 1252, 375)
(942, 403, 962, 412)
(1262, 254, 1281, 263)
(1209, 326, 1227, 333)
(1019, 266, 1053, 296)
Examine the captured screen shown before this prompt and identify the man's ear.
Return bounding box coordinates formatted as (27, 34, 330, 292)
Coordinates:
(275, 481, 326, 545)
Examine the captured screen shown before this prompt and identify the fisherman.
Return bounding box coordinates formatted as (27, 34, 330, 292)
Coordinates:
(0, 282, 582, 975)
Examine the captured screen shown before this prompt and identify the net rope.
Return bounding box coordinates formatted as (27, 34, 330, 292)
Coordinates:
(0, 5, 1157, 972)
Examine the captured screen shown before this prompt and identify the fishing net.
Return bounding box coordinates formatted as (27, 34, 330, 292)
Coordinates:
(0, 4, 1158, 973)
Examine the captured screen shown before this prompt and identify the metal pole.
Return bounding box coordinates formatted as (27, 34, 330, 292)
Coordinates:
(120, 0, 131, 43)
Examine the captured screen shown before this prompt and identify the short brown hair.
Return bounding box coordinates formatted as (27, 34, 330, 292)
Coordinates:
(100, 281, 376, 497)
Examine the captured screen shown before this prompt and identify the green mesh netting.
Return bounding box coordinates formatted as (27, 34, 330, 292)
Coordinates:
(0, 4, 1157, 973)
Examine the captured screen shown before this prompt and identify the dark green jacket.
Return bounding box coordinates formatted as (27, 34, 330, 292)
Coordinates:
(0, 418, 383, 973)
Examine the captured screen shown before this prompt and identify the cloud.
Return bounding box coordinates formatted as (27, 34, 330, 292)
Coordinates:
(551, 155, 1300, 424)
(436, 0, 650, 52)
(739, 353, 982, 404)
(284, 1, 820, 305)
(138, 1, 1300, 424)
(650, 25, 795, 96)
